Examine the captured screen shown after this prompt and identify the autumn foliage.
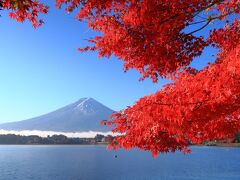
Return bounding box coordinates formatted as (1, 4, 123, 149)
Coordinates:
(0, 0, 48, 27)
(1, 0, 240, 156)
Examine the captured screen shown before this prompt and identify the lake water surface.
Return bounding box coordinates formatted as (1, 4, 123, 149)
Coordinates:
(0, 145, 239, 180)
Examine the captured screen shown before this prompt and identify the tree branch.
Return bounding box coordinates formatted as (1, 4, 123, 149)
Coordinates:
(186, 19, 212, 35)
(186, 8, 239, 35)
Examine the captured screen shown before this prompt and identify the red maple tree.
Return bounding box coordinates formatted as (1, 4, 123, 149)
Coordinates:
(1, 0, 240, 156)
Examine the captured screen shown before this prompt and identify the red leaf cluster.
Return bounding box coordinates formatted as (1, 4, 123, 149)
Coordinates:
(1, 0, 48, 27)
(55, 0, 239, 81)
(110, 42, 240, 156)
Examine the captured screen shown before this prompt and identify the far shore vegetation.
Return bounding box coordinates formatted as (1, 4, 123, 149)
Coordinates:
(0, 134, 112, 145)
(0, 132, 239, 147)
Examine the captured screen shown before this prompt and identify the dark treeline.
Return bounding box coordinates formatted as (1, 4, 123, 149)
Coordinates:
(0, 132, 239, 146)
(198, 132, 240, 146)
(0, 134, 113, 145)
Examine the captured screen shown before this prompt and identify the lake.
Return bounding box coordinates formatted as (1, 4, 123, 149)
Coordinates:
(0, 145, 239, 180)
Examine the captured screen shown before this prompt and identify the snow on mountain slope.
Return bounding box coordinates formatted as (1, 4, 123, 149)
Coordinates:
(0, 98, 114, 132)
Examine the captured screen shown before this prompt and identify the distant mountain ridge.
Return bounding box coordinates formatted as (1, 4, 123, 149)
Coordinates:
(0, 98, 114, 132)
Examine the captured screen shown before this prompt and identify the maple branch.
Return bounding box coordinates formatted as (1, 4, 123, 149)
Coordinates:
(186, 8, 239, 35)
(158, 0, 224, 26)
(186, 19, 212, 35)
(192, 0, 224, 17)
(196, 15, 208, 20)
(187, 20, 208, 25)
(0, 0, 2, 10)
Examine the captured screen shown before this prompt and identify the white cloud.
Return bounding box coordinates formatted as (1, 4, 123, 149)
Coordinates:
(0, 129, 118, 138)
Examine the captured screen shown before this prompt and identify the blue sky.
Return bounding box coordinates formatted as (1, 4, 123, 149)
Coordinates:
(0, 3, 222, 123)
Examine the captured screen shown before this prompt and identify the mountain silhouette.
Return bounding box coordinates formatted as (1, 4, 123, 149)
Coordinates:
(0, 98, 114, 132)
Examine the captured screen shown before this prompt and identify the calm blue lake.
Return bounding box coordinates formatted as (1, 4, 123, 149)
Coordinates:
(0, 145, 239, 180)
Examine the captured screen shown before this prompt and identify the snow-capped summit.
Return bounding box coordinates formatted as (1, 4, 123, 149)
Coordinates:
(0, 98, 114, 132)
(76, 97, 92, 108)
(73, 97, 110, 114)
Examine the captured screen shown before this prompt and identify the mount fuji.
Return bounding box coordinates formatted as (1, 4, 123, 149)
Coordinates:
(0, 98, 114, 132)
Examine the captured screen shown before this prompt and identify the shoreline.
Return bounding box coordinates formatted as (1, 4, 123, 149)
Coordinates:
(0, 144, 108, 146)
(0, 143, 239, 147)
(215, 143, 240, 147)
(193, 143, 240, 148)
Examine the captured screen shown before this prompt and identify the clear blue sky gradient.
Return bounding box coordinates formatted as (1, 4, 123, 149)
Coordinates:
(0, 3, 225, 123)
